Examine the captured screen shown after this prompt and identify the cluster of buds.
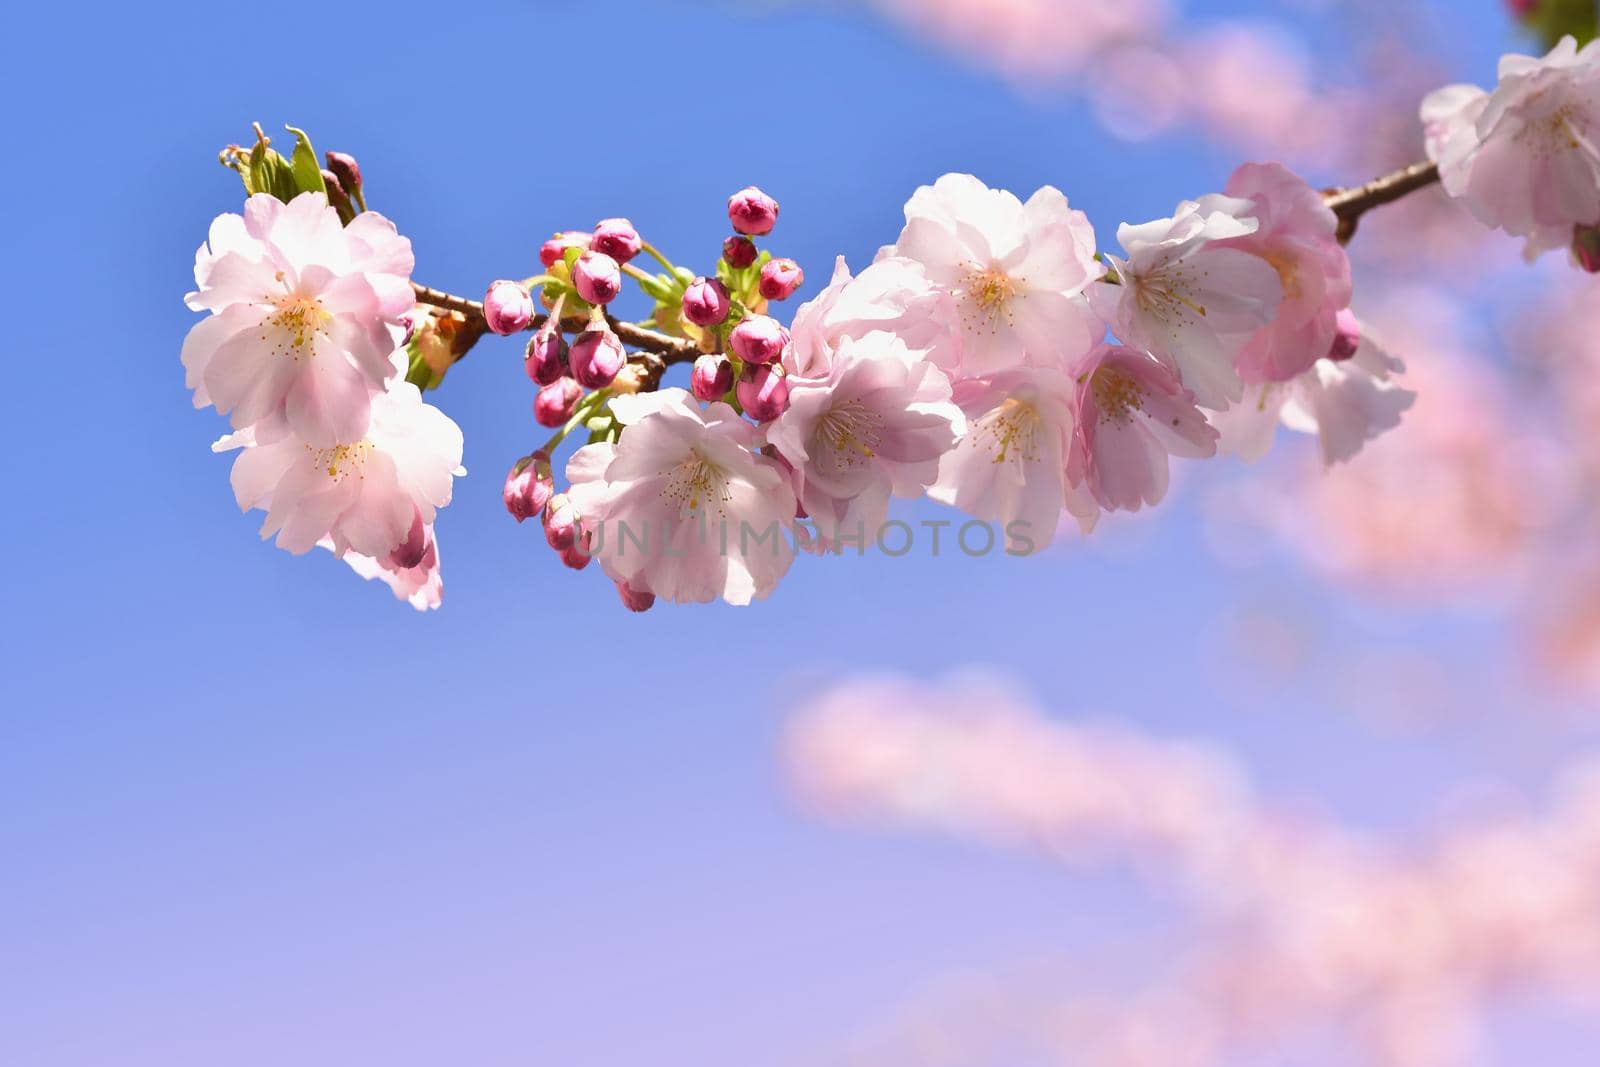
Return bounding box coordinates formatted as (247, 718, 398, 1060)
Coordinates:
(476, 188, 813, 610)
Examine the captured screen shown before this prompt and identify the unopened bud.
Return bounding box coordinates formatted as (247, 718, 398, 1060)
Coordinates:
(560, 543, 593, 571)
(324, 151, 363, 199)
(592, 218, 643, 264)
(483, 280, 534, 335)
(722, 234, 758, 269)
(399, 308, 424, 346)
(616, 580, 656, 612)
(573, 250, 623, 306)
(569, 327, 627, 388)
(525, 325, 568, 385)
(540, 230, 591, 268)
(729, 314, 789, 365)
(321, 169, 352, 219)
(737, 362, 790, 422)
(535, 377, 584, 427)
(728, 185, 779, 236)
(544, 494, 578, 551)
(503, 453, 554, 522)
(388, 506, 429, 569)
(759, 258, 804, 301)
(691, 353, 735, 401)
(1574, 222, 1600, 273)
(681, 276, 731, 326)
(1327, 308, 1362, 361)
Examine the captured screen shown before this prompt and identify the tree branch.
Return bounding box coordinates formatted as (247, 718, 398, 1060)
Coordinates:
(1323, 160, 1441, 243)
(411, 282, 703, 367)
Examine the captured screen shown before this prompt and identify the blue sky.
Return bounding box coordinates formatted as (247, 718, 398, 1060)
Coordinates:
(6, 2, 1594, 1064)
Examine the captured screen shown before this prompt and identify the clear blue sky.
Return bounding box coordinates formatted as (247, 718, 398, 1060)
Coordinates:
(5, 2, 1592, 1064)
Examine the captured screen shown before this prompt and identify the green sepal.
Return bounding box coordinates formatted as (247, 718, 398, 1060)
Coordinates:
(1526, 0, 1597, 48)
(404, 335, 442, 391)
(284, 126, 327, 196)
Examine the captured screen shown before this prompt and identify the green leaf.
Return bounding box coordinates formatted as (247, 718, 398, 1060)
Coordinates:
(284, 125, 327, 196)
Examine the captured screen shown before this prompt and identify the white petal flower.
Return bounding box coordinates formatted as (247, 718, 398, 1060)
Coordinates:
(1100, 194, 1283, 409)
(889, 174, 1104, 376)
(566, 389, 797, 606)
(182, 192, 416, 445)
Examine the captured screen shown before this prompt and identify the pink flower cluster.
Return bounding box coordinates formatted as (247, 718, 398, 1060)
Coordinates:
(1424, 35, 1600, 267)
(182, 192, 464, 609)
(531, 164, 1413, 609)
(788, 673, 1600, 1067)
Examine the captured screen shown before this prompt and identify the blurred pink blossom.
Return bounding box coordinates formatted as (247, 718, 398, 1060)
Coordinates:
(788, 673, 1600, 1067)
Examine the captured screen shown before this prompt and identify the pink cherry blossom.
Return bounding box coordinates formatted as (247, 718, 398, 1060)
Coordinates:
(1423, 36, 1600, 260)
(1099, 194, 1283, 409)
(764, 332, 962, 546)
(1218, 162, 1352, 385)
(928, 367, 1099, 548)
(1071, 343, 1216, 512)
(564, 389, 796, 606)
(326, 524, 444, 611)
(889, 173, 1103, 376)
(216, 379, 464, 560)
(1211, 314, 1416, 467)
(183, 192, 415, 446)
(786, 256, 960, 379)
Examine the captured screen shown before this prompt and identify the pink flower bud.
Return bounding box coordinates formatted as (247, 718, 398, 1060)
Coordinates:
(758, 258, 804, 301)
(737, 362, 790, 422)
(1505, 0, 1538, 17)
(682, 276, 731, 326)
(483, 280, 534, 335)
(1326, 308, 1362, 361)
(729, 314, 789, 365)
(573, 250, 623, 306)
(728, 186, 779, 236)
(592, 217, 642, 264)
(722, 234, 758, 269)
(388, 506, 429, 569)
(539, 230, 591, 268)
(525, 325, 568, 385)
(569, 328, 626, 388)
(503, 453, 553, 522)
(535, 377, 584, 427)
(399, 308, 423, 346)
(560, 544, 593, 571)
(691, 354, 735, 401)
(324, 151, 362, 197)
(1574, 223, 1600, 273)
(321, 169, 352, 217)
(616, 580, 656, 612)
(544, 494, 578, 551)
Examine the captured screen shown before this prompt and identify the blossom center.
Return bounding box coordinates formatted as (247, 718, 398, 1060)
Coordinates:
(1090, 367, 1147, 424)
(308, 440, 372, 481)
(816, 401, 882, 472)
(1132, 267, 1208, 322)
(268, 294, 332, 356)
(661, 452, 730, 515)
(962, 265, 1017, 330)
(971, 397, 1041, 466)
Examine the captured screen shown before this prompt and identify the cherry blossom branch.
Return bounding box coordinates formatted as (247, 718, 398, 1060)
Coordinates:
(1322, 159, 1441, 243)
(410, 281, 702, 367)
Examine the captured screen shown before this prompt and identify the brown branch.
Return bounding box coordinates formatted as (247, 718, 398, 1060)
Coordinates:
(411, 282, 703, 370)
(1323, 160, 1441, 243)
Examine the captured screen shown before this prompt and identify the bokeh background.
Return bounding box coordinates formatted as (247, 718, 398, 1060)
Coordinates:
(6, 1, 1600, 1064)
